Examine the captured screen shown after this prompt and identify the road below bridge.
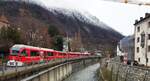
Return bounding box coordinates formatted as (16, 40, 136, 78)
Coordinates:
(63, 63, 100, 81)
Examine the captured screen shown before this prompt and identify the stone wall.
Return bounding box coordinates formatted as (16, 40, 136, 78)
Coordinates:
(100, 58, 150, 81)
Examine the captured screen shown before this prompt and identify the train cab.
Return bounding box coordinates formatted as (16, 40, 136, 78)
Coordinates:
(7, 45, 27, 66)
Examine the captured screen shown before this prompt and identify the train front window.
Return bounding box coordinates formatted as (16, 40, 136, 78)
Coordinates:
(11, 50, 19, 55)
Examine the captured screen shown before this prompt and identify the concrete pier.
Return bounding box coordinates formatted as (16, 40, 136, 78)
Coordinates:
(21, 63, 72, 81)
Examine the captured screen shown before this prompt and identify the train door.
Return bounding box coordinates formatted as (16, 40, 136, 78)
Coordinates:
(19, 48, 28, 64)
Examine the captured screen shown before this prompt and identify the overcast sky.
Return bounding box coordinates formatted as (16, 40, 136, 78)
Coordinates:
(38, 0, 150, 36)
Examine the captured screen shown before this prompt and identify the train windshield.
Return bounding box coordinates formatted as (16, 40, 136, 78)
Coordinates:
(11, 50, 19, 55)
(10, 46, 21, 56)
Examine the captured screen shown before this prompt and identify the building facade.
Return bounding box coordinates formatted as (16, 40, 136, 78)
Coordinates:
(134, 13, 150, 66)
(117, 36, 134, 63)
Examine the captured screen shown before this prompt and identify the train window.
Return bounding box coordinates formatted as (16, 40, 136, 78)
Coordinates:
(30, 51, 39, 56)
(11, 50, 19, 55)
(47, 52, 53, 56)
(21, 50, 27, 56)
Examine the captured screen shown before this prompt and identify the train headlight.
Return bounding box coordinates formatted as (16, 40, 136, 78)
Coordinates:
(7, 60, 24, 66)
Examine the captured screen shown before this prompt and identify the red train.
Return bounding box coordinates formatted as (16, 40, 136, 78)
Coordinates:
(7, 44, 90, 66)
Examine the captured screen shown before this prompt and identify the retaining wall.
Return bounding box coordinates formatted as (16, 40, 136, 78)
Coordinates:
(20, 57, 100, 81)
(100, 58, 150, 81)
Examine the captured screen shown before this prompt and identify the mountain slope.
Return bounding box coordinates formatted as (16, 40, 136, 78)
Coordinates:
(0, 1, 123, 54)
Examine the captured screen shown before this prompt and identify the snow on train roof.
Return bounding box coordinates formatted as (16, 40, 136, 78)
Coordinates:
(11, 44, 54, 51)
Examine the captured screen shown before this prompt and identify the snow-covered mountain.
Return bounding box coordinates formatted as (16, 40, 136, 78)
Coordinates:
(0, 0, 123, 52)
(48, 7, 114, 31)
(5, 0, 119, 33)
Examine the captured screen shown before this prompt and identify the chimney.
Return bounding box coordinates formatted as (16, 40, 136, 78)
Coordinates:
(145, 13, 150, 17)
(140, 17, 143, 20)
(135, 20, 138, 23)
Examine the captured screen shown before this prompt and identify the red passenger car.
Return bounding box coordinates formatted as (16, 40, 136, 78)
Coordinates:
(7, 44, 91, 66)
(7, 44, 56, 66)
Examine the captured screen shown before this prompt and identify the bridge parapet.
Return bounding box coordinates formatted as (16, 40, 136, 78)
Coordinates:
(0, 56, 101, 81)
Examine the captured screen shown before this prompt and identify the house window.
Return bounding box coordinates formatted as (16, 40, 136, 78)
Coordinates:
(138, 58, 140, 62)
(146, 58, 148, 63)
(148, 22, 150, 28)
(137, 26, 140, 32)
(137, 47, 139, 53)
(148, 46, 150, 52)
(148, 34, 150, 40)
(141, 32, 145, 48)
(137, 37, 140, 43)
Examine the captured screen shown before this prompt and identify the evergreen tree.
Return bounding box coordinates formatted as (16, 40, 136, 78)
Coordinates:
(52, 35, 63, 51)
(7, 27, 21, 43)
(0, 26, 21, 43)
(48, 25, 59, 37)
(0, 26, 22, 55)
(48, 25, 64, 51)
